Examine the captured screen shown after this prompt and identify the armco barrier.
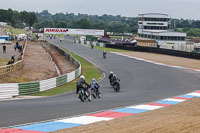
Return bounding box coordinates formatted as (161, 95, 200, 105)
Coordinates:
(106, 44, 200, 60)
(18, 82, 40, 95)
(56, 75, 67, 87)
(0, 41, 81, 99)
(40, 78, 57, 92)
(0, 84, 18, 99)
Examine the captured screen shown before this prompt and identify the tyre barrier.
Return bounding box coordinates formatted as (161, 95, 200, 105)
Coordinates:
(0, 41, 81, 99)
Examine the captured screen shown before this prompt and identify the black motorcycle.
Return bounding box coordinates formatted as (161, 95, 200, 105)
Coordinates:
(113, 79, 120, 92)
(110, 78, 120, 92)
(91, 86, 101, 99)
(103, 52, 106, 59)
(78, 87, 91, 102)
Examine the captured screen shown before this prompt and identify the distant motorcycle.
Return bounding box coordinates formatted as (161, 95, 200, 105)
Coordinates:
(91, 44, 94, 49)
(103, 51, 106, 59)
(78, 86, 91, 102)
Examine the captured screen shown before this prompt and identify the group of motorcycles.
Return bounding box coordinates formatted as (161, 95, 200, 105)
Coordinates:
(78, 76, 120, 102)
(77, 48, 120, 102)
(78, 84, 101, 102)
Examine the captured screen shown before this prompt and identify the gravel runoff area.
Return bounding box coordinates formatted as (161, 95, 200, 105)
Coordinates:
(0, 41, 76, 83)
(119, 51, 200, 70)
(52, 98, 200, 133)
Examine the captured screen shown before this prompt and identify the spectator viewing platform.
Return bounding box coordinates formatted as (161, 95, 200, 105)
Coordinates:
(138, 13, 187, 45)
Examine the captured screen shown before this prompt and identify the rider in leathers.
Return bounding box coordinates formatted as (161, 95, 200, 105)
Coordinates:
(90, 78, 100, 94)
(76, 75, 90, 94)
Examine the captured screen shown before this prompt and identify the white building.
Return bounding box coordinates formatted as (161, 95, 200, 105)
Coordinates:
(138, 13, 186, 45)
(0, 22, 7, 26)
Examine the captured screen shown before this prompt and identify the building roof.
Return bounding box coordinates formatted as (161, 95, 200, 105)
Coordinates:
(138, 13, 169, 18)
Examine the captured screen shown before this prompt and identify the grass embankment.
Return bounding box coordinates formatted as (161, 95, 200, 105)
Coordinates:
(4, 27, 27, 35)
(33, 48, 102, 96)
(0, 58, 9, 66)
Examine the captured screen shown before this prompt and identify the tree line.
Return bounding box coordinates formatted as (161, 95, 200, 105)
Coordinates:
(0, 9, 200, 37)
(34, 10, 138, 34)
(0, 8, 37, 28)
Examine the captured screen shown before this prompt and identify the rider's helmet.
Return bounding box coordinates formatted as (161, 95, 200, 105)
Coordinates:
(92, 78, 96, 82)
(110, 71, 113, 74)
(80, 75, 85, 80)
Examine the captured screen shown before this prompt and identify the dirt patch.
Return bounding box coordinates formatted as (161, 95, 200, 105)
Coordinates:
(42, 43, 76, 75)
(119, 51, 200, 70)
(0, 41, 76, 83)
(52, 98, 200, 133)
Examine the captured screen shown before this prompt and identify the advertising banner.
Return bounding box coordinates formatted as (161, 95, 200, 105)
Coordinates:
(44, 28, 104, 36)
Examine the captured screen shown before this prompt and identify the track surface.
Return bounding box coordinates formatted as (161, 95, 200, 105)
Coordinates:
(0, 39, 200, 128)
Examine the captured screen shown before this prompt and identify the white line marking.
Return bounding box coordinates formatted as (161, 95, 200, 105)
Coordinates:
(187, 93, 200, 97)
(57, 116, 113, 125)
(165, 98, 186, 102)
(127, 105, 163, 110)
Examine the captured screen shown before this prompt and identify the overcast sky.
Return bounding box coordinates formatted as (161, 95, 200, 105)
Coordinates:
(0, 0, 199, 19)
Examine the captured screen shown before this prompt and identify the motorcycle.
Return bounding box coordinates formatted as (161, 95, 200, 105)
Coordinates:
(91, 86, 101, 99)
(110, 78, 120, 92)
(113, 79, 120, 92)
(103, 52, 106, 59)
(78, 87, 91, 102)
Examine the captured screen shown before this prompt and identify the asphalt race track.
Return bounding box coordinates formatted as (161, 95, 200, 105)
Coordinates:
(0, 38, 200, 128)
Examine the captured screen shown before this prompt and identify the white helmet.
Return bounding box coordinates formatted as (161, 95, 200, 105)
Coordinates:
(92, 78, 96, 81)
(110, 71, 113, 74)
(80, 75, 85, 80)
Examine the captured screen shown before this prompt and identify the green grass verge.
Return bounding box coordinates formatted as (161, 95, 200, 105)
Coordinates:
(33, 48, 102, 96)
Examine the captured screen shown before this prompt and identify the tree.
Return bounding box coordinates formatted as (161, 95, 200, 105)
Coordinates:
(56, 21, 67, 28)
(77, 18, 90, 29)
